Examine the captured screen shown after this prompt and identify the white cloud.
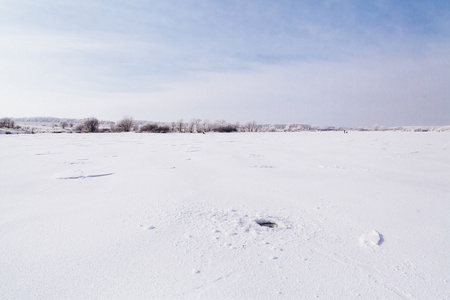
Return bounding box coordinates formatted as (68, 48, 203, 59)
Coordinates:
(4, 51, 444, 127)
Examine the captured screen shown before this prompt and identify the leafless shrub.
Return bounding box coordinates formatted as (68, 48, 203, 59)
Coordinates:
(187, 118, 202, 133)
(76, 118, 99, 132)
(140, 123, 170, 133)
(116, 117, 135, 132)
(211, 125, 237, 132)
(176, 119, 185, 132)
(242, 121, 259, 132)
(202, 119, 211, 132)
(0, 118, 15, 128)
(75, 123, 84, 132)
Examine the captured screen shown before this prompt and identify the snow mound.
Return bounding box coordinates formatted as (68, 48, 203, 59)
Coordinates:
(359, 230, 383, 247)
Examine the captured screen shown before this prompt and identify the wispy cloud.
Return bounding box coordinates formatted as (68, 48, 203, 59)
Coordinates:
(1, 0, 449, 125)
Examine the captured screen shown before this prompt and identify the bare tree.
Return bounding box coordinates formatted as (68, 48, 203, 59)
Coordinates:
(213, 119, 226, 129)
(187, 119, 195, 133)
(176, 119, 184, 132)
(0, 118, 15, 128)
(186, 118, 201, 133)
(116, 116, 135, 132)
(78, 118, 99, 133)
(202, 119, 211, 132)
(284, 124, 293, 132)
(195, 119, 204, 133)
(194, 119, 202, 133)
(244, 121, 258, 132)
(170, 122, 177, 132)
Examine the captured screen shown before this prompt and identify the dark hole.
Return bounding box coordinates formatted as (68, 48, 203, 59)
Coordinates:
(256, 220, 278, 228)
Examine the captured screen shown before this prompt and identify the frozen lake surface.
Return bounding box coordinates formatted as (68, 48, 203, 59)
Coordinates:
(1, 132, 449, 299)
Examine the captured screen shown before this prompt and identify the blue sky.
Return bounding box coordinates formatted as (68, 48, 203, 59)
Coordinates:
(1, 0, 449, 126)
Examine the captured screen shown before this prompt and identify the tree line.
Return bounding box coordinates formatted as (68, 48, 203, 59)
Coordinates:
(75, 117, 260, 133)
(1, 116, 259, 133)
(3, 116, 450, 133)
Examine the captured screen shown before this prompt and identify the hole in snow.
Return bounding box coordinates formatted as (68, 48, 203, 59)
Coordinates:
(255, 220, 278, 228)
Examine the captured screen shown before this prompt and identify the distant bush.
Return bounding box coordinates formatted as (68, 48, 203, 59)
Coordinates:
(76, 118, 99, 133)
(0, 118, 15, 129)
(211, 125, 238, 132)
(140, 123, 170, 133)
(241, 121, 259, 132)
(75, 123, 84, 132)
(98, 128, 112, 133)
(175, 119, 185, 132)
(116, 117, 135, 132)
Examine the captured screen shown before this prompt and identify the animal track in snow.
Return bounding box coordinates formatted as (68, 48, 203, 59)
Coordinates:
(318, 165, 370, 172)
(66, 161, 92, 165)
(155, 166, 176, 169)
(140, 225, 156, 230)
(58, 173, 115, 179)
(164, 207, 297, 253)
(34, 152, 61, 156)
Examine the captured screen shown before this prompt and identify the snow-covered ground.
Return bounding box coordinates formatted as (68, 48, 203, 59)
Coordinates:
(1, 132, 449, 299)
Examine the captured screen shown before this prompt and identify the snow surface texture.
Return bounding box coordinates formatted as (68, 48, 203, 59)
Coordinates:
(1, 132, 449, 299)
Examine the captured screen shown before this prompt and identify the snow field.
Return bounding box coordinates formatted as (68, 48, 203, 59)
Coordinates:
(1, 132, 449, 299)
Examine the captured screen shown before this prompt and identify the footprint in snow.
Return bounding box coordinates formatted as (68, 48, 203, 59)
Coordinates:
(58, 173, 114, 179)
(140, 225, 156, 230)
